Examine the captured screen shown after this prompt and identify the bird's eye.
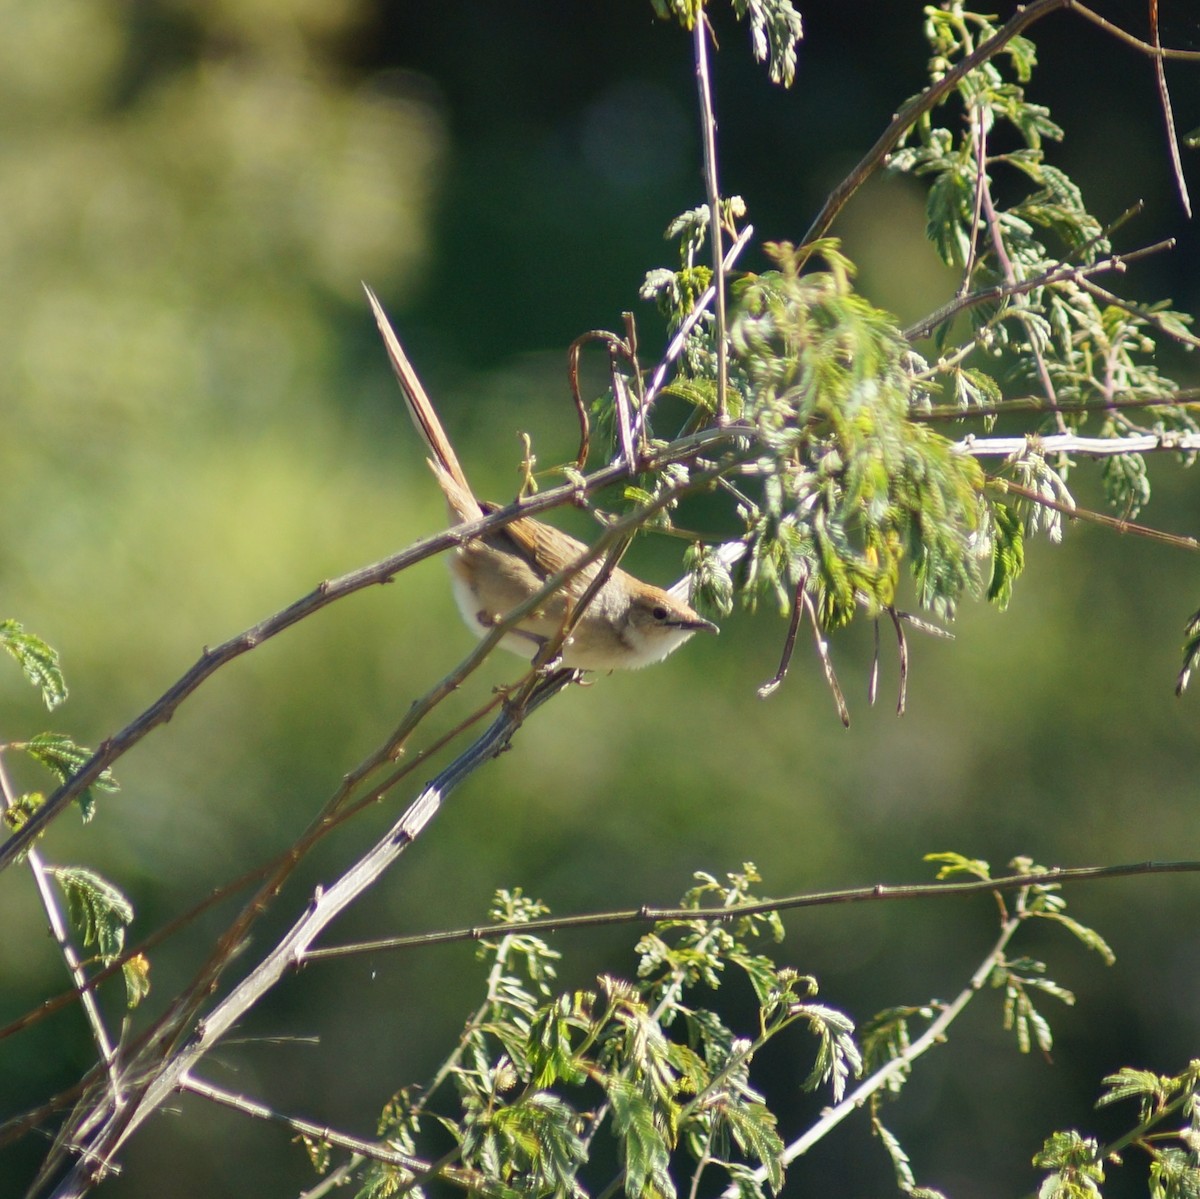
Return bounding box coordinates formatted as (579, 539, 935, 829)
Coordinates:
(652, 605, 668, 621)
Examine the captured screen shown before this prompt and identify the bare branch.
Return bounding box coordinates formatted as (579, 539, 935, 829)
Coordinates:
(693, 12, 728, 421)
(0, 425, 734, 875)
(0, 758, 120, 1098)
(41, 670, 574, 1197)
(727, 909, 1025, 1190)
(304, 859, 1200, 962)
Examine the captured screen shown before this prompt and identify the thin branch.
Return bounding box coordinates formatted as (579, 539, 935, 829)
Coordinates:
(44, 672, 574, 1198)
(801, 0, 1072, 250)
(914, 386, 1200, 423)
(756, 568, 808, 699)
(0, 423, 734, 875)
(756, 569, 850, 724)
(1068, 2, 1200, 60)
(902, 239, 1178, 344)
(887, 606, 909, 717)
(303, 859, 1200, 962)
(958, 96, 989, 294)
(612, 370, 638, 476)
(567, 328, 636, 470)
(803, 0, 1200, 255)
(977, 135, 1068, 434)
(184, 1073, 500, 1199)
(632, 223, 754, 444)
(990, 478, 1200, 553)
(801, 585, 851, 727)
(187, 1074, 513, 1199)
(1149, 0, 1192, 217)
(693, 11, 728, 421)
(962, 429, 1200, 461)
(724, 909, 1025, 1193)
(1075, 275, 1200, 349)
(868, 617, 881, 707)
(182, 1074, 429, 1174)
(0, 756, 121, 1099)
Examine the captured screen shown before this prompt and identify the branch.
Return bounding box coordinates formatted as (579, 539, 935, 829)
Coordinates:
(182, 1074, 430, 1174)
(801, 0, 1072, 250)
(0, 758, 120, 1099)
(183, 1075, 503, 1198)
(961, 430, 1200, 459)
(723, 908, 1025, 1192)
(42, 670, 575, 1197)
(914, 387, 1200, 423)
(693, 12, 728, 420)
(303, 859, 1200, 961)
(631, 222, 754, 445)
(0, 423, 734, 875)
(802, 0, 1200, 253)
(902, 238, 1179, 344)
(991, 479, 1200, 553)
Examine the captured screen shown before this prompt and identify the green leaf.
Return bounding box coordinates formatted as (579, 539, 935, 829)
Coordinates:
(925, 165, 975, 267)
(14, 733, 118, 822)
(1033, 1130, 1104, 1198)
(685, 542, 736, 620)
(795, 1003, 861, 1102)
(1031, 910, 1116, 967)
(607, 1076, 675, 1199)
(1096, 1066, 1177, 1117)
(527, 994, 589, 1088)
(721, 1163, 772, 1199)
(300, 1133, 332, 1175)
(1148, 1148, 1200, 1199)
(950, 366, 1003, 412)
(487, 1093, 587, 1198)
(924, 851, 991, 881)
(1177, 606, 1200, 696)
(649, 0, 699, 28)
(860, 1004, 936, 1091)
(721, 1102, 784, 1191)
(987, 502, 1025, 610)
(0, 620, 67, 709)
(356, 1161, 424, 1199)
(122, 953, 152, 1009)
(2, 791, 44, 833)
(730, 0, 804, 87)
(51, 866, 135, 963)
(872, 1117, 916, 1193)
(1101, 450, 1151, 519)
(730, 241, 985, 631)
(729, 951, 783, 1010)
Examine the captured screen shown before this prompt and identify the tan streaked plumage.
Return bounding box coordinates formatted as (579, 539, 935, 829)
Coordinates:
(365, 286, 717, 670)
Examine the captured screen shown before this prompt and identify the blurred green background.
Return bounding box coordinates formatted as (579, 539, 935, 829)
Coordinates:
(2, 1, 1199, 1195)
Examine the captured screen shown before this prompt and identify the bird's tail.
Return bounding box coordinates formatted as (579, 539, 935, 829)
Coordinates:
(364, 284, 483, 523)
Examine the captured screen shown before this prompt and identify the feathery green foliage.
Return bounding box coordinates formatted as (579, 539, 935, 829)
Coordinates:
(0, 619, 66, 710)
(337, 859, 1149, 1199)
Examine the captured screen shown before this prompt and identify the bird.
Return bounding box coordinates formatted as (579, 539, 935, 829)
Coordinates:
(365, 286, 717, 670)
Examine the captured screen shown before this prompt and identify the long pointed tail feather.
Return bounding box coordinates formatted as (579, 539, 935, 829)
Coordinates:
(364, 284, 482, 522)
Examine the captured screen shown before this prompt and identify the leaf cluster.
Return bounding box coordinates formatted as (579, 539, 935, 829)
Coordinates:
(649, 0, 803, 87)
(635, 0, 1200, 703)
(2, 621, 144, 1008)
(889, 1, 1197, 522)
(1035, 1062, 1200, 1199)
(354, 869, 853, 1199)
(727, 240, 988, 625)
(337, 857, 1162, 1199)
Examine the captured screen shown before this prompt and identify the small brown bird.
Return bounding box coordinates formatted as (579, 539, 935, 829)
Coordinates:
(366, 287, 717, 670)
